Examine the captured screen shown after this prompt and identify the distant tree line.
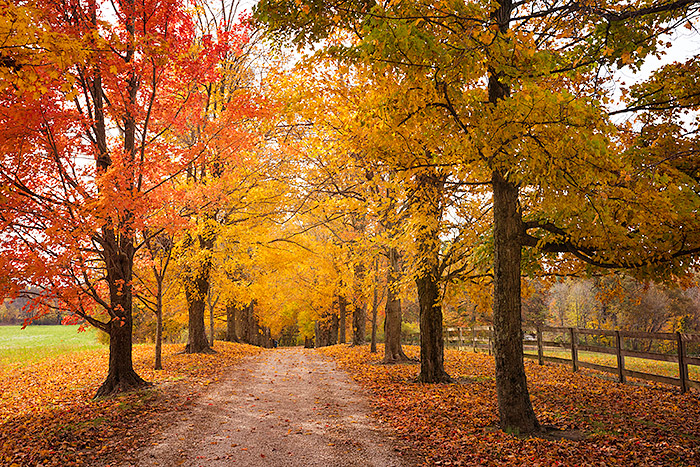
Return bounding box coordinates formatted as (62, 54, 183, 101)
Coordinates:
(0, 291, 64, 326)
(447, 275, 700, 335)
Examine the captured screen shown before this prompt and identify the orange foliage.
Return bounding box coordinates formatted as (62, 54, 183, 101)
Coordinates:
(0, 342, 261, 466)
(322, 345, 700, 466)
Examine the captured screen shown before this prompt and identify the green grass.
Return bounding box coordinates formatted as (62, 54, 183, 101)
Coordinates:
(0, 325, 105, 366)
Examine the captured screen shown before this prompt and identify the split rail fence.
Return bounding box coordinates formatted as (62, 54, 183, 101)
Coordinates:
(432, 326, 700, 393)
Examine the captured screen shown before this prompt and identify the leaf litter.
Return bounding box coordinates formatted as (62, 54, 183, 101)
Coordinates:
(321, 344, 700, 466)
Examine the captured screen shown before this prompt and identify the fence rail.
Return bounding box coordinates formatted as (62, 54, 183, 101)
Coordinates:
(432, 326, 700, 393)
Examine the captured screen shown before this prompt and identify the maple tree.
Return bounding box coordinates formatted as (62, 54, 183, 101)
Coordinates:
(133, 230, 175, 370)
(166, 4, 270, 354)
(0, 0, 254, 395)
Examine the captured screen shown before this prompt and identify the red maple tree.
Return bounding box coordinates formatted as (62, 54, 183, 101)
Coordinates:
(0, 0, 253, 395)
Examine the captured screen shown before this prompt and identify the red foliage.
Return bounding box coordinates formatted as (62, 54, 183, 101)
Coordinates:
(0, 0, 259, 329)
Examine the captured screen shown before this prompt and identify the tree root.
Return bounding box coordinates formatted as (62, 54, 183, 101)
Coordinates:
(94, 371, 151, 398)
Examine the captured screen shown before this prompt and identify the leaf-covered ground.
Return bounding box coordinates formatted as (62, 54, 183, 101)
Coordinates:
(0, 342, 261, 467)
(321, 345, 700, 466)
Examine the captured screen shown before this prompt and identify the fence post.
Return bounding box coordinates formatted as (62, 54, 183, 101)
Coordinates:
(570, 327, 578, 372)
(458, 328, 463, 351)
(615, 330, 626, 384)
(677, 332, 688, 394)
(488, 327, 492, 356)
(537, 325, 544, 365)
(472, 327, 476, 353)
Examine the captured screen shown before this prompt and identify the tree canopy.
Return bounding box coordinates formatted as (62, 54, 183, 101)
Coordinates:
(1, 0, 699, 437)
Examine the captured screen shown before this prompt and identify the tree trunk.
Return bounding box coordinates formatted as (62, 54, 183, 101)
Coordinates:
(352, 263, 366, 346)
(370, 258, 380, 353)
(154, 290, 163, 371)
(383, 248, 409, 363)
(329, 312, 339, 345)
(416, 270, 450, 382)
(263, 326, 272, 348)
(414, 172, 450, 382)
(186, 291, 212, 353)
(487, 0, 540, 435)
(314, 321, 321, 348)
(184, 235, 214, 354)
(97, 315, 147, 397)
(352, 303, 366, 346)
(246, 302, 264, 346)
(226, 303, 240, 342)
(246, 302, 256, 344)
(338, 295, 347, 344)
(492, 171, 540, 433)
(238, 304, 249, 344)
(209, 302, 215, 347)
(96, 232, 147, 396)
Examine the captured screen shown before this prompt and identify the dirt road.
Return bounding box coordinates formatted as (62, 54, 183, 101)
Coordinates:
(126, 347, 410, 467)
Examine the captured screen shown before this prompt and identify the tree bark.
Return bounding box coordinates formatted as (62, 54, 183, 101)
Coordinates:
(352, 303, 366, 346)
(329, 312, 339, 345)
(263, 326, 272, 348)
(383, 247, 410, 363)
(352, 263, 366, 346)
(154, 292, 163, 370)
(184, 234, 215, 354)
(226, 303, 240, 342)
(246, 302, 258, 345)
(416, 269, 450, 382)
(238, 303, 249, 344)
(185, 289, 212, 353)
(314, 320, 322, 347)
(97, 314, 147, 397)
(488, 0, 540, 434)
(96, 232, 147, 396)
(209, 301, 215, 347)
(338, 295, 347, 344)
(492, 171, 540, 433)
(414, 172, 450, 382)
(370, 258, 380, 353)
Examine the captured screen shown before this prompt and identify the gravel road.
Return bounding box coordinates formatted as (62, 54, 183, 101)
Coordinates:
(126, 347, 411, 467)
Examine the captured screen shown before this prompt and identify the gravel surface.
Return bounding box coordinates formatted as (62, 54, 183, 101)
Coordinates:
(126, 347, 412, 467)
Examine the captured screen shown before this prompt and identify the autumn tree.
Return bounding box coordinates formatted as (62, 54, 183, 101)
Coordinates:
(255, 0, 700, 434)
(170, 4, 269, 354)
(0, 0, 242, 395)
(134, 230, 176, 370)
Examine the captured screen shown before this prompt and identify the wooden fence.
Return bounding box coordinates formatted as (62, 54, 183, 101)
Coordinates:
(436, 326, 700, 393)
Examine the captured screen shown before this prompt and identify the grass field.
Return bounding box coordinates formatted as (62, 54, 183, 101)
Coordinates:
(0, 325, 105, 367)
(528, 346, 700, 381)
(446, 342, 700, 385)
(526, 349, 700, 381)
